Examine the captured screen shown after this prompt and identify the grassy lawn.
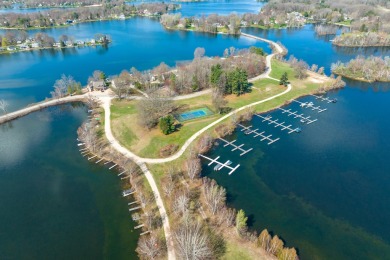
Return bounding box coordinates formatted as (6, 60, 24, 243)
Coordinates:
(110, 60, 326, 159)
(222, 241, 254, 260)
(269, 59, 295, 80)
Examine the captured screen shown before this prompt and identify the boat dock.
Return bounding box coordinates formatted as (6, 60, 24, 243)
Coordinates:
(254, 115, 301, 134)
(238, 124, 280, 144)
(292, 100, 327, 113)
(122, 188, 135, 197)
(278, 107, 318, 124)
(311, 94, 337, 103)
(198, 154, 240, 175)
(218, 137, 253, 156)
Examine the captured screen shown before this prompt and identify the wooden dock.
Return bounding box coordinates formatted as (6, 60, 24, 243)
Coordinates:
(198, 154, 240, 175)
(238, 124, 280, 144)
(129, 206, 142, 212)
(254, 115, 301, 134)
(218, 137, 253, 156)
(278, 107, 318, 124)
(292, 100, 327, 113)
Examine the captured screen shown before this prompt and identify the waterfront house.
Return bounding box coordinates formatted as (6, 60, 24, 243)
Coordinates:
(76, 40, 85, 45)
(7, 46, 16, 51)
(31, 42, 40, 48)
(119, 14, 125, 20)
(89, 80, 106, 91)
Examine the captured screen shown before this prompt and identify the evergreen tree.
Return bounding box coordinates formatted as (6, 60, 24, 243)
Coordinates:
(159, 115, 175, 135)
(227, 68, 249, 96)
(210, 64, 223, 87)
(235, 209, 248, 236)
(279, 72, 289, 86)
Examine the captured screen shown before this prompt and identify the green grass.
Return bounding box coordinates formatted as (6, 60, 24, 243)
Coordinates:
(334, 20, 352, 26)
(110, 60, 326, 159)
(269, 59, 295, 80)
(222, 242, 253, 260)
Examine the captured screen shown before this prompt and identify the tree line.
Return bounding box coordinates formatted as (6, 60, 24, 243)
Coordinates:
(332, 32, 390, 47)
(1, 0, 101, 9)
(1, 30, 109, 47)
(0, 2, 179, 29)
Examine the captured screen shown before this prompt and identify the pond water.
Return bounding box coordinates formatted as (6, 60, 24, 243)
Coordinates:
(0, 104, 139, 259)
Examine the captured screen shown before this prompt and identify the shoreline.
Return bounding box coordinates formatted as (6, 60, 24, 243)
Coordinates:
(333, 72, 390, 83)
(0, 42, 111, 55)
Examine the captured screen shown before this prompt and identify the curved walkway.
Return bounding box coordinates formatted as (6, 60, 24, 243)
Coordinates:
(98, 33, 288, 259)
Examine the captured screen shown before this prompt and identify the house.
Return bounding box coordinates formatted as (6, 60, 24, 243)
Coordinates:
(118, 14, 125, 20)
(90, 39, 96, 44)
(7, 46, 16, 51)
(76, 40, 85, 45)
(31, 42, 40, 48)
(65, 41, 73, 47)
(53, 42, 61, 47)
(89, 80, 106, 91)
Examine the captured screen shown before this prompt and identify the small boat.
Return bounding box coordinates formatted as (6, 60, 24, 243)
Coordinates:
(214, 163, 223, 171)
(300, 119, 307, 123)
(265, 114, 272, 119)
(300, 102, 307, 107)
(331, 98, 338, 103)
(244, 130, 251, 135)
(295, 127, 302, 133)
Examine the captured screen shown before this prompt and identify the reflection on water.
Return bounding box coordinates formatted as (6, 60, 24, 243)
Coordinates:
(0, 104, 139, 259)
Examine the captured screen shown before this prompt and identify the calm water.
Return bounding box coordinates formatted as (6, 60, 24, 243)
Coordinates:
(202, 82, 390, 259)
(1, 2, 390, 259)
(0, 104, 139, 259)
(0, 18, 270, 112)
(1, 0, 263, 16)
(243, 25, 390, 75)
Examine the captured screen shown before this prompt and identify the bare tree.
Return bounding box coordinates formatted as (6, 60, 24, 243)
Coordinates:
(211, 88, 227, 114)
(194, 47, 205, 59)
(197, 134, 213, 154)
(202, 178, 226, 215)
(174, 220, 213, 260)
(258, 229, 271, 251)
(216, 207, 236, 227)
(172, 192, 189, 217)
(136, 234, 163, 259)
(0, 99, 8, 115)
(268, 235, 284, 255)
(51, 74, 80, 98)
(162, 166, 176, 197)
(184, 158, 201, 180)
(137, 94, 176, 129)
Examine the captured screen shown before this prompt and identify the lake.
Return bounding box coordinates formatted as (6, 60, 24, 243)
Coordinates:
(1, 4, 390, 260)
(0, 104, 139, 259)
(0, 17, 270, 112)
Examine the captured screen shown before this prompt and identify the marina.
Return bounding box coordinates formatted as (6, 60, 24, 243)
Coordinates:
(238, 124, 280, 145)
(218, 137, 253, 156)
(278, 107, 318, 124)
(292, 100, 327, 113)
(311, 94, 337, 103)
(254, 114, 301, 134)
(198, 154, 240, 175)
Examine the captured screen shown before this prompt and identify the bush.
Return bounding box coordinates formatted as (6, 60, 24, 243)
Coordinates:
(159, 144, 179, 157)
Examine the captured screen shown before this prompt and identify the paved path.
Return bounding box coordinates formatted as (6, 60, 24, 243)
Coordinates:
(0, 95, 86, 124)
